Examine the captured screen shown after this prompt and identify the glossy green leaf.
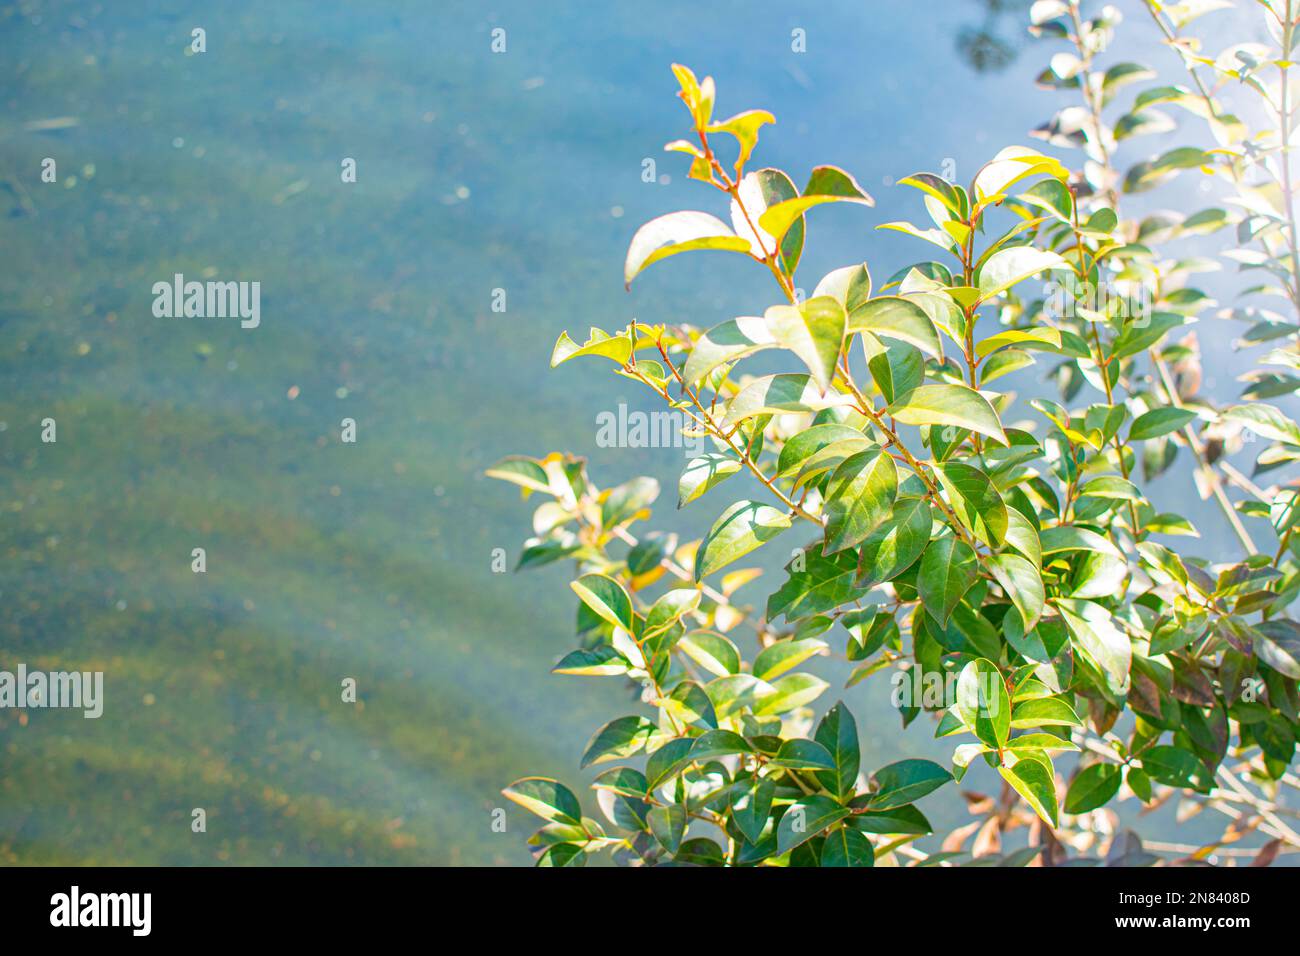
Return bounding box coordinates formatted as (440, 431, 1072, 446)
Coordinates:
(768, 296, 847, 392)
(624, 211, 751, 287)
(682, 315, 776, 386)
(648, 804, 687, 854)
(820, 826, 874, 867)
(1064, 763, 1122, 814)
(936, 461, 1009, 547)
(502, 777, 583, 826)
(754, 672, 830, 715)
(775, 795, 851, 855)
(847, 296, 943, 359)
(823, 448, 899, 554)
(1056, 598, 1132, 694)
(868, 759, 953, 810)
(758, 165, 875, 244)
(1223, 403, 1300, 447)
(814, 701, 861, 799)
(1141, 745, 1213, 793)
(1128, 406, 1197, 440)
(581, 715, 656, 768)
(999, 755, 1059, 827)
(754, 638, 829, 681)
(570, 574, 634, 631)
(732, 776, 775, 844)
(857, 496, 933, 587)
(678, 453, 742, 508)
(722, 373, 853, 429)
(886, 384, 1009, 445)
(957, 658, 1011, 749)
(977, 246, 1070, 303)
(988, 553, 1045, 631)
(918, 536, 979, 626)
(695, 500, 792, 580)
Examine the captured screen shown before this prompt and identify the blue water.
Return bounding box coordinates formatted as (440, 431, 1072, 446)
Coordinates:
(0, 0, 1279, 864)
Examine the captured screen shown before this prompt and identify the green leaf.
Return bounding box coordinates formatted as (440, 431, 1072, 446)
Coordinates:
(936, 461, 1009, 547)
(847, 296, 943, 360)
(645, 738, 697, 791)
(705, 109, 775, 174)
(886, 384, 1009, 445)
(537, 842, 586, 867)
(1141, 745, 1214, 793)
(957, 658, 1011, 749)
(732, 776, 775, 844)
(754, 638, 829, 681)
(1010, 696, 1082, 729)
(1040, 525, 1125, 562)
(767, 296, 847, 392)
(754, 672, 830, 715)
(1056, 598, 1132, 694)
(678, 453, 742, 508)
(551, 328, 633, 367)
(695, 500, 793, 580)
(502, 777, 583, 826)
(732, 168, 804, 276)
(897, 172, 964, 216)
(772, 738, 837, 770)
(973, 146, 1069, 202)
(767, 547, 864, 621)
(1019, 178, 1074, 223)
(918, 536, 979, 626)
(486, 456, 552, 494)
(814, 701, 861, 799)
(999, 755, 1060, 827)
(570, 574, 634, 631)
(722, 373, 853, 429)
(823, 448, 899, 554)
(1128, 406, 1197, 440)
(1223, 403, 1300, 447)
(812, 262, 873, 312)
(977, 246, 1070, 303)
(592, 766, 648, 798)
(776, 795, 851, 855)
(1079, 476, 1141, 501)
(1004, 508, 1042, 569)
(624, 211, 751, 287)
(988, 553, 1045, 631)
(552, 645, 629, 676)
(682, 315, 777, 386)
(868, 759, 953, 809)
(857, 496, 933, 587)
(664, 681, 718, 729)
(646, 590, 701, 636)
(648, 804, 687, 854)
(776, 423, 870, 478)
(689, 728, 753, 761)
(678, 631, 741, 676)
(849, 803, 933, 835)
(581, 715, 656, 768)
(975, 326, 1062, 359)
(820, 827, 875, 867)
(1064, 763, 1122, 814)
(602, 476, 660, 527)
(758, 165, 875, 244)
(1255, 620, 1300, 680)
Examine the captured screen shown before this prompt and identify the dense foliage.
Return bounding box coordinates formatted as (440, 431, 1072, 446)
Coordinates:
(490, 1, 1300, 866)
